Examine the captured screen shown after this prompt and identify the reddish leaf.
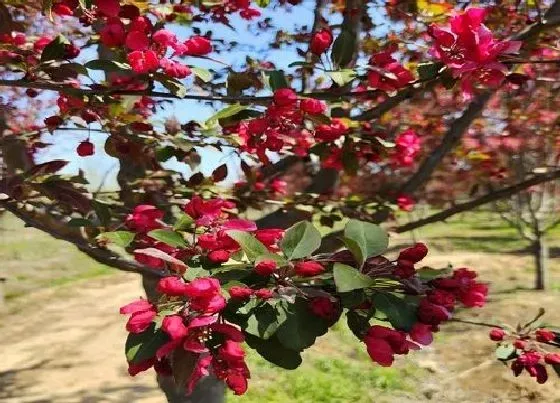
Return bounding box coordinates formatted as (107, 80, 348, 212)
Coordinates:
(212, 164, 228, 182)
(134, 248, 187, 274)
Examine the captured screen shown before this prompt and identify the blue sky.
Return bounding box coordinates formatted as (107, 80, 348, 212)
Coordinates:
(33, 0, 396, 191)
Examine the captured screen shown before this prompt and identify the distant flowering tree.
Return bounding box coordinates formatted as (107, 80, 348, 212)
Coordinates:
(1, 0, 560, 401)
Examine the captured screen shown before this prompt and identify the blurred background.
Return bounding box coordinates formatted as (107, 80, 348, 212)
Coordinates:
(1, 208, 560, 402)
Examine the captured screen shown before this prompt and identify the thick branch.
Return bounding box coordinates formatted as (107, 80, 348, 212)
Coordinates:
(399, 91, 492, 195)
(395, 170, 560, 233)
(1, 200, 164, 278)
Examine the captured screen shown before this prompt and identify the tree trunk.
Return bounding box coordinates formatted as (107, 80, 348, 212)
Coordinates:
(142, 276, 226, 403)
(533, 236, 548, 290)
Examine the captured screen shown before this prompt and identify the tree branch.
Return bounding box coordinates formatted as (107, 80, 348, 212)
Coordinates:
(395, 169, 560, 233)
(0, 200, 165, 278)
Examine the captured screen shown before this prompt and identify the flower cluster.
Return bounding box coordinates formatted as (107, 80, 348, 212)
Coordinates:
(114, 196, 488, 396)
(429, 7, 521, 98)
(489, 323, 560, 384)
(367, 46, 415, 93)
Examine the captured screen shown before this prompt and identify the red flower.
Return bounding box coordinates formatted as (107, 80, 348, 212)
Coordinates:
(44, 115, 63, 129)
(254, 260, 277, 276)
(511, 351, 547, 384)
(398, 243, 428, 263)
(53, 3, 74, 16)
(95, 0, 120, 17)
(184, 277, 226, 314)
(182, 36, 213, 56)
(300, 98, 326, 114)
(273, 88, 297, 107)
(489, 328, 505, 341)
(254, 288, 274, 300)
(125, 204, 164, 233)
(153, 30, 177, 48)
(184, 195, 234, 226)
(254, 229, 284, 251)
(536, 329, 556, 343)
(160, 59, 191, 79)
(119, 299, 157, 334)
(544, 353, 560, 365)
(310, 29, 333, 55)
(127, 50, 159, 74)
(409, 323, 433, 346)
(126, 30, 149, 51)
(428, 8, 521, 91)
(157, 277, 189, 296)
(76, 140, 94, 157)
(309, 297, 338, 320)
(294, 260, 325, 277)
(228, 285, 253, 300)
(396, 194, 415, 212)
(161, 315, 189, 340)
(128, 358, 155, 376)
(417, 299, 451, 325)
(208, 249, 231, 263)
(99, 19, 126, 47)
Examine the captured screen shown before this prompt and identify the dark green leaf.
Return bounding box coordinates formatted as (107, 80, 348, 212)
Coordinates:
(227, 230, 269, 262)
(372, 293, 417, 331)
(342, 149, 359, 175)
(173, 213, 194, 231)
(92, 199, 111, 226)
(183, 266, 211, 281)
(496, 344, 517, 361)
(84, 59, 131, 72)
(147, 229, 188, 248)
(346, 310, 371, 339)
(327, 69, 356, 86)
(40, 35, 69, 63)
(279, 221, 321, 260)
(245, 334, 302, 369)
(256, 0, 270, 7)
(331, 30, 356, 69)
(333, 263, 375, 292)
(417, 62, 443, 81)
(125, 324, 169, 364)
(276, 298, 329, 351)
(268, 70, 289, 91)
(245, 303, 288, 339)
(191, 67, 213, 83)
(99, 231, 136, 248)
(416, 266, 452, 281)
(157, 75, 187, 98)
(344, 219, 388, 264)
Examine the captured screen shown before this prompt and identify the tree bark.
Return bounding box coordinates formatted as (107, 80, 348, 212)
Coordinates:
(533, 235, 548, 290)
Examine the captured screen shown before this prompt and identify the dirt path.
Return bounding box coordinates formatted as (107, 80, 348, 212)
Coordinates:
(0, 273, 162, 403)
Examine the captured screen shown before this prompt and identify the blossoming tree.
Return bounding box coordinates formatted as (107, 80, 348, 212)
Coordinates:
(1, 0, 560, 401)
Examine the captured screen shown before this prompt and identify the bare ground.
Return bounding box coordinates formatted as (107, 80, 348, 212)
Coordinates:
(1, 251, 560, 402)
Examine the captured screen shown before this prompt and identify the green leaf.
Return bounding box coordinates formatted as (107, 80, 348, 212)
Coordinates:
(268, 70, 289, 91)
(125, 324, 169, 364)
(416, 266, 452, 281)
(183, 266, 211, 281)
(84, 59, 131, 72)
(191, 67, 213, 83)
(276, 298, 329, 351)
(346, 309, 371, 339)
(333, 263, 375, 293)
(343, 219, 388, 265)
(147, 229, 188, 248)
(206, 104, 248, 124)
(92, 199, 111, 226)
(226, 230, 269, 262)
(496, 344, 516, 361)
(552, 363, 560, 377)
(372, 293, 417, 331)
(288, 61, 312, 68)
(245, 303, 288, 340)
(417, 62, 443, 81)
(279, 221, 321, 260)
(326, 69, 356, 86)
(173, 213, 194, 231)
(255, 0, 270, 7)
(99, 231, 136, 248)
(331, 30, 356, 69)
(245, 334, 302, 370)
(157, 75, 187, 98)
(40, 35, 69, 63)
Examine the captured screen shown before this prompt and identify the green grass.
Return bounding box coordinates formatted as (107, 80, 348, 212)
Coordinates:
(232, 322, 418, 402)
